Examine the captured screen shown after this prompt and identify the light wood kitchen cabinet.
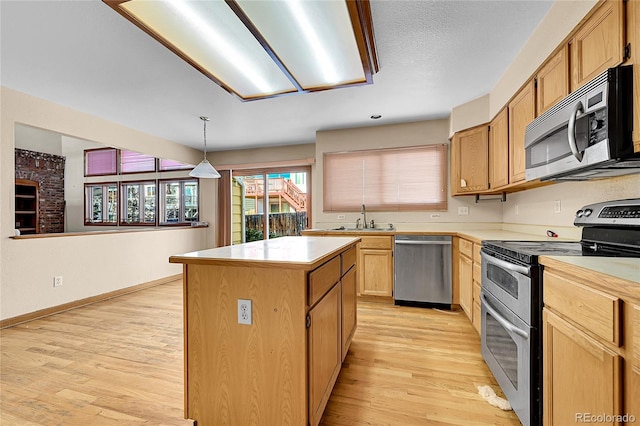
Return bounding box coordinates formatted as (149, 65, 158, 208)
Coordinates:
(570, 0, 625, 92)
(170, 237, 358, 426)
(450, 124, 489, 195)
(627, 0, 640, 152)
(458, 238, 473, 320)
(308, 283, 342, 426)
(358, 236, 394, 297)
(341, 250, 357, 361)
(536, 45, 569, 115)
(488, 108, 509, 190)
(471, 243, 482, 335)
(541, 259, 640, 425)
(508, 79, 536, 184)
(543, 309, 622, 425)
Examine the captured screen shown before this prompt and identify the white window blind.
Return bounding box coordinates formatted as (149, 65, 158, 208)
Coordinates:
(121, 150, 156, 173)
(323, 144, 448, 212)
(85, 148, 117, 176)
(159, 159, 193, 171)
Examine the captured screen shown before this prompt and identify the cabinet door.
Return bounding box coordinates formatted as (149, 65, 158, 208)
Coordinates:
(488, 108, 509, 189)
(508, 79, 535, 184)
(359, 249, 393, 297)
(308, 284, 341, 426)
(451, 125, 489, 194)
(629, 0, 640, 152)
(571, 0, 625, 91)
(341, 266, 357, 360)
(458, 254, 472, 320)
(537, 45, 569, 115)
(543, 309, 622, 426)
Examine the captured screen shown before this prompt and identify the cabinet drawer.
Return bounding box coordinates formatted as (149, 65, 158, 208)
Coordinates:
(473, 243, 482, 264)
(544, 271, 621, 346)
(309, 256, 340, 307)
(341, 246, 357, 276)
(360, 236, 393, 250)
(473, 262, 482, 284)
(459, 238, 473, 259)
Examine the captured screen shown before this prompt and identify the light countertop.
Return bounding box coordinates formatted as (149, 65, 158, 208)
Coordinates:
(169, 236, 360, 270)
(541, 255, 640, 285)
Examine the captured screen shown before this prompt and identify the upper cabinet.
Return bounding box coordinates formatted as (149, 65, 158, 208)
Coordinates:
(451, 124, 489, 195)
(536, 45, 570, 115)
(488, 108, 509, 190)
(570, 0, 625, 91)
(450, 0, 632, 197)
(628, 0, 640, 153)
(508, 79, 535, 184)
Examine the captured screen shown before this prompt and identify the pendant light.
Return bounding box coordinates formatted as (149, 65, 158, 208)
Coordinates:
(189, 116, 221, 179)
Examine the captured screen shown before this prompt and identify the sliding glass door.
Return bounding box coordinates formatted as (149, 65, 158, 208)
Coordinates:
(231, 167, 310, 243)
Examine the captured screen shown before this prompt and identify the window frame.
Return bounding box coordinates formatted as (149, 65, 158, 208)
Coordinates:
(120, 180, 158, 226)
(323, 144, 448, 212)
(84, 147, 118, 177)
(120, 150, 157, 174)
(158, 178, 200, 226)
(84, 182, 119, 225)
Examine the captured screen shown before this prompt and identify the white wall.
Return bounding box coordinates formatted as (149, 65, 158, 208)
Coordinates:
(313, 119, 503, 229)
(1, 87, 215, 321)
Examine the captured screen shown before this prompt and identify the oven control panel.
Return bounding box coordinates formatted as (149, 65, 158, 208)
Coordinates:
(574, 198, 640, 227)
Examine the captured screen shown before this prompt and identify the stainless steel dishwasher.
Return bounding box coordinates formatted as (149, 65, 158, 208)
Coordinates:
(394, 235, 452, 308)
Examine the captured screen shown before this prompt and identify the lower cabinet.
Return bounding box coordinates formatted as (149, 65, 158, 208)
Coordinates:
(543, 309, 622, 425)
(457, 238, 473, 320)
(358, 236, 394, 297)
(541, 262, 639, 425)
(308, 284, 342, 426)
(341, 266, 357, 360)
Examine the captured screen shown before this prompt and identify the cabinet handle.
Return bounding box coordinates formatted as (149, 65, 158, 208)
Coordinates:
(460, 178, 467, 188)
(306, 314, 311, 328)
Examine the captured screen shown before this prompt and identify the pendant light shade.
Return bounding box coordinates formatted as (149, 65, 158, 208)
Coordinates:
(189, 116, 221, 179)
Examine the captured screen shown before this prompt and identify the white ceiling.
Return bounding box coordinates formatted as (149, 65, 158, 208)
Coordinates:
(1, 0, 554, 152)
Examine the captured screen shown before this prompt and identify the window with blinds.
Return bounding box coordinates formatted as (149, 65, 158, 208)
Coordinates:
(85, 148, 118, 176)
(323, 144, 448, 212)
(121, 150, 157, 174)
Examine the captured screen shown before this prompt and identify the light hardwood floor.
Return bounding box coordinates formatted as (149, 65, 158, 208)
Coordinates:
(0, 280, 520, 425)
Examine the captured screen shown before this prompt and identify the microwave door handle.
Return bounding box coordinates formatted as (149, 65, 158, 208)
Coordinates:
(568, 101, 584, 162)
(481, 294, 529, 339)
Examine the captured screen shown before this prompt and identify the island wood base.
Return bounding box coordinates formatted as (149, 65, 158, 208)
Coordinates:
(170, 236, 359, 426)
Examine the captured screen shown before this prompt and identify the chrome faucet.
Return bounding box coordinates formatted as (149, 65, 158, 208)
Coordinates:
(361, 204, 368, 228)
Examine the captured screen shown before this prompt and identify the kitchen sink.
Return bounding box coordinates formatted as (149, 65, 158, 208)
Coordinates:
(330, 226, 394, 232)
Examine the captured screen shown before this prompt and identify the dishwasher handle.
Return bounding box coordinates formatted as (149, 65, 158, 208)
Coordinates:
(395, 240, 452, 245)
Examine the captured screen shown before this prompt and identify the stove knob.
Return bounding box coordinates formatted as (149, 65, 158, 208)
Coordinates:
(576, 209, 584, 217)
(584, 208, 593, 217)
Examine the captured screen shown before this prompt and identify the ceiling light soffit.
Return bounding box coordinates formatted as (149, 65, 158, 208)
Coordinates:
(103, 0, 378, 101)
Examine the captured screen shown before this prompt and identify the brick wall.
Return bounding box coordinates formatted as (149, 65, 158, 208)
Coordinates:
(15, 149, 65, 234)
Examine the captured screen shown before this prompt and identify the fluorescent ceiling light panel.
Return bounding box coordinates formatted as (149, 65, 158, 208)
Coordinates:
(119, 0, 296, 98)
(106, 0, 377, 101)
(236, 0, 365, 89)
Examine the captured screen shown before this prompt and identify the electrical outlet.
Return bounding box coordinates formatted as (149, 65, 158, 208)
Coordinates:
(430, 213, 440, 219)
(53, 276, 63, 287)
(458, 206, 469, 216)
(337, 214, 346, 220)
(554, 200, 561, 213)
(515, 205, 519, 215)
(238, 299, 252, 325)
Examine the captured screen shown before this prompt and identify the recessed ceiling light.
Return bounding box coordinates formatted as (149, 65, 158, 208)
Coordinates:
(370, 114, 382, 120)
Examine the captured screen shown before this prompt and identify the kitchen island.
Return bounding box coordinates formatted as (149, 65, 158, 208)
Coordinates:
(169, 236, 360, 426)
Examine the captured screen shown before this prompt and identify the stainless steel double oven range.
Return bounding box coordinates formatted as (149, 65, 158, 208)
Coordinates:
(480, 198, 640, 426)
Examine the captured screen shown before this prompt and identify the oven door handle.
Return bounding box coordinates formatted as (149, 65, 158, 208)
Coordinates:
(480, 251, 530, 276)
(481, 293, 529, 339)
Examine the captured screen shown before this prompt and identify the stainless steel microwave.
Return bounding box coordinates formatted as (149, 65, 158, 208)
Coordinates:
(525, 65, 638, 181)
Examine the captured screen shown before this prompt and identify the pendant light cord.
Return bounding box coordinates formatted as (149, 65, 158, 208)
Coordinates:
(201, 116, 209, 160)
